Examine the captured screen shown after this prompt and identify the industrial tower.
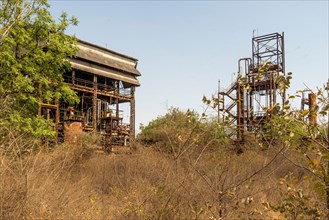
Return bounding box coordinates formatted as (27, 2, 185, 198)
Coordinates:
(218, 32, 286, 143)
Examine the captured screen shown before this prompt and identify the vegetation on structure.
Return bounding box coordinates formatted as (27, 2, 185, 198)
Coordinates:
(203, 63, 329, 218)
(0, 0, 79, 140)
(0, 0, 329, 219)
(2, 100, 328, 219)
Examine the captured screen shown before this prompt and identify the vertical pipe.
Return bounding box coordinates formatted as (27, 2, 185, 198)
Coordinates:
(326, 79, 329, 213)
(222, 96, 225, 124)
(237, 82, 241, 141)
(301, 91, 304, 111)
(250, 92, 253, 121)
(47, 108, 50, 120)
(93, 75, 97, 130)
(308, 92, 317, 125)
(72, 70, 75, 85)
(81, 94, 84, 113)
(269, 73, 273, 110)
(130, 86, 136, 146)
(116, 98, 119, 118)
(240, 83, 244, 141)
(116, 81, 119, 119)
(282, 32, 286, 107)
(218, 80, 220, 125)
(38, 84, 42, 116)
(55, 98, 59, 144)
(327, 79, 329, 142)
(236, 81, 244, 153)
(252, 37, 255, 68)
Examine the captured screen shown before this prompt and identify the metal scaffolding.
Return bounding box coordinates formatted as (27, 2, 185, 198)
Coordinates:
(39, 39, 141, 151)
(218, 32, 286, 144)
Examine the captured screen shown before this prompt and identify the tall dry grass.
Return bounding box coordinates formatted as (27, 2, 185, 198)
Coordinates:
(0, 132, 324, 219)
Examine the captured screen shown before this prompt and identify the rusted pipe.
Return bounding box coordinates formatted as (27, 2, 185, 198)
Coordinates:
(238, 58, 252, 75)
(308, 92, 317, 125)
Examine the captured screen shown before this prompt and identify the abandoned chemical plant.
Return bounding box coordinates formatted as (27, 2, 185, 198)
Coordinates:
(39, 39, 141, 150)
(1, 1, 328, 219)
(38, 32, 319, 152)
(218, 32, 317, 147)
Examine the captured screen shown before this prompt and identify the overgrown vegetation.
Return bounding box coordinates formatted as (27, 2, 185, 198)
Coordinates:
(261, 87, 329, 218)
(1, 90, 328, 219)
(203, 64, 329, 218)
(2, 127, 326, 219)
(0, 0, 328, 219)
(0, 0, 79, 139)
(138, 108, 227, 157)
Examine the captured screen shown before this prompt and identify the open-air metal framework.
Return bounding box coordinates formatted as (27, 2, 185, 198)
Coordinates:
(218, 32, 285, 143)
(39, 39, 141, 151)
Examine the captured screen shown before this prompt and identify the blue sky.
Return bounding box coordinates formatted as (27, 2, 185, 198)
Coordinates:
(49, 0, 328, 131)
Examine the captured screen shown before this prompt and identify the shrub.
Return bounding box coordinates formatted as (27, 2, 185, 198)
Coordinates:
(138, 108, 227, 157)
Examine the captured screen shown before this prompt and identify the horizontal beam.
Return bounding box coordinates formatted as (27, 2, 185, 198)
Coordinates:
(40, 103, 58, 109)
(67, 83, 132, 101)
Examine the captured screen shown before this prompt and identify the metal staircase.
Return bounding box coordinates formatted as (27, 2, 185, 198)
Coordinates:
(218, 79, 239, 140)
(217, 33, 286, 147)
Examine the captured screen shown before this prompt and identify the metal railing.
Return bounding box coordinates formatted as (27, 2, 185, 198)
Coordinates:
(64, 75, 93, 88)
(225, 100, 237, 112)
(226, 80, 237, 93)
(64, 75, 132, 98)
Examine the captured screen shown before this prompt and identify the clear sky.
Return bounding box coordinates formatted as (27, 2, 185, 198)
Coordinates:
(49, 0, 329, 131)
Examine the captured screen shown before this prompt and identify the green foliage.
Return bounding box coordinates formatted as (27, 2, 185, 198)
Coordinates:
(260, 75, 329, 216)
(262, 115, 308, 148)
(138, 108, 198, 143)
(138, 107, 227, 156)
(0, 0, 79, 139)
(263, 176, 321, 219)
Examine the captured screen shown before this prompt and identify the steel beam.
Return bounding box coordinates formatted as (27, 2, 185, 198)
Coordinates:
(130, 86, 136, 145)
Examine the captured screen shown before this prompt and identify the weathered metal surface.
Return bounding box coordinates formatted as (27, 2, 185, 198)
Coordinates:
(70, 59, 140, 86)
(77, 41, 141, 76)
(39, 39, 141, 150)
(38, 102, 60, 144)
(78, 39, 138, 62)
(308, 92, 317, 125)
(55, 98, 59, 144)
(93, 75, 98, 130)
(218, 32, 286, 145)
(130, 86, 136, 146)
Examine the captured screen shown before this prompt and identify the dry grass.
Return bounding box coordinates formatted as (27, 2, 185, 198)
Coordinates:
(0, 135, 325, 219)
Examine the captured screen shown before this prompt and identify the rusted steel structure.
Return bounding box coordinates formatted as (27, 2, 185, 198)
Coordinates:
(218, 32, 285, 143)
(39, 39, 141, 149)
(301, 90, 317, 124)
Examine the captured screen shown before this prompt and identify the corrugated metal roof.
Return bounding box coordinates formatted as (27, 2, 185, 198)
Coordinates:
(70, 59, 140, 86)
(77, 42, 141, 76)
(70, 39, 141, 86)
(77, 39, 138, 62)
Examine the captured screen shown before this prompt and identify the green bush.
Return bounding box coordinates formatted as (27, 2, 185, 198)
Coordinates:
(262, 114, 308, 148)
(138, 108, 227, 156)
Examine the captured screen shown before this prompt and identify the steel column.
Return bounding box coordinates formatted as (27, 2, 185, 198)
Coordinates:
(55, 98, 59, 144)
(130, 86, 136, 145)
(93, 75, 97, 130)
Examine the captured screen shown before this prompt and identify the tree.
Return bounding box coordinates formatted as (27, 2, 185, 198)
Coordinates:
(138, 107, 227, 159)
(203, 68, 329, 216)
(0, 0, 79, 138)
